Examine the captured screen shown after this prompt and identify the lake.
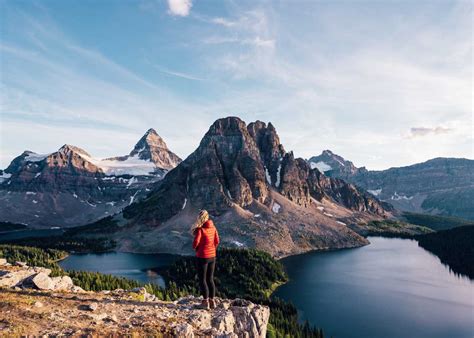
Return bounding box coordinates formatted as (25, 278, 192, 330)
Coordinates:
(274, 237, 474, 338)
(59, 237, 473, 338)
(59, 252, 179, 288)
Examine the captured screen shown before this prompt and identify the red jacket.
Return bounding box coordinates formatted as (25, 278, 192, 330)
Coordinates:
(193, 220, 220, 258)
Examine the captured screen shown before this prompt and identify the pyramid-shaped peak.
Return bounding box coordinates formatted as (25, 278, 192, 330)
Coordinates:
(135, 128, 168, 150)
(58, 144, 91, 157)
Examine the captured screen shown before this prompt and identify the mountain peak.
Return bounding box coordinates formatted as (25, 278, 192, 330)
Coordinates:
(135, 129, 168, 150)
(126, 129, 181, 170)
(309, 150, 359, 176)
(58, 144, 91, 157)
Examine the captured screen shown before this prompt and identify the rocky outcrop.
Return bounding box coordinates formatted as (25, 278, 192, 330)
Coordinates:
(0, 262, 81, 292)
(309, 151, 474, 219)
(0, 261, 270, 337)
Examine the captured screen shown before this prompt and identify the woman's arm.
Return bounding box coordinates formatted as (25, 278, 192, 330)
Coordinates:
(192, 229, 202, 250)
(214, 229, 220, 246)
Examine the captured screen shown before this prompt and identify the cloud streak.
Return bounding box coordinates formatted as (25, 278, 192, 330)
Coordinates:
(409, 127, 453, 138)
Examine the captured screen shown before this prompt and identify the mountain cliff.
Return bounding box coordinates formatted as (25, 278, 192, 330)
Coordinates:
(117, 117, 391, 257)
(0, 130, 181, 227)
(309, 151, 474, 220)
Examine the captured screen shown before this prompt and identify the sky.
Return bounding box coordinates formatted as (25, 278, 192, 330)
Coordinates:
(0, 0, 472, 170)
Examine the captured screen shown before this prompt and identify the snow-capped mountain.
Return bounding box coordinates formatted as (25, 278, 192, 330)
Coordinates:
(308, 150, 474, 220)
(308, 150, 363, 176)
(0, 129, 181, 227)
(100, 128, 181, 175)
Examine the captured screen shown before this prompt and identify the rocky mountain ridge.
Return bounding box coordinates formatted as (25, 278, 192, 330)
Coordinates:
(114, 117, 391, 257)
(309, 151, 474, 220)
(0, 129, 181, 227)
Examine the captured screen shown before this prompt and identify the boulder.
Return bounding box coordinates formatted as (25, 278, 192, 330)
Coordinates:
(0, 269, 41, 288)
(30, 272, 54, 290)
(51, 276, 74, 291)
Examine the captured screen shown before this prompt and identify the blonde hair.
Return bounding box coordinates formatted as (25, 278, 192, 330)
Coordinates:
(190, 210, 209, 234)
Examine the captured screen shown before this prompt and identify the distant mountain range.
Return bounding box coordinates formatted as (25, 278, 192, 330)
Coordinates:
(0, 129, 181, 227)
(1, 116, 470, 257)
(308, 150, 474, 220)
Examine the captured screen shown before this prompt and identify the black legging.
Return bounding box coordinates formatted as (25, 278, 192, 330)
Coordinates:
(196, 257, 216, 299)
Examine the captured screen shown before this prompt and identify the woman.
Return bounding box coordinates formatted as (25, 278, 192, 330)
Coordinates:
(192, 210, 220, 310)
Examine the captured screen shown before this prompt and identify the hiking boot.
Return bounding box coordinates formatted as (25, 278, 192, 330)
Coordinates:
(199, 298, 210, 310)
(209, 298, 216, 309)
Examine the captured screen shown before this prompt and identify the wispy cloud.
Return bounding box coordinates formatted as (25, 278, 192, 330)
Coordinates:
(211, 17, 237, 27)
(408, 127, 453, 138)
(150, 64, 205, 81)
(204, 36, 275, 48)
(167, 0, 192, 17)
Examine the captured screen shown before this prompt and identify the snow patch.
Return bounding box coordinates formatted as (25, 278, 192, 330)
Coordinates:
(323, 212, 334, 217)
(391, 192, 413, 201)
(310, 161, 332, 172)
(32, 200, 38, 204)
(0, 172, 12, 182)
(26, 191, 36, 195)
(336, 221, 346, 225)
(272, 202, 281, 213)
(368, 189, 382, 196)
(86, 201, 97, 207)
(129, 191, 140, 205)
(254, 214, 261, 218)
(275, 164, 282, 188)
(265, 167, 272, 185)
(25, 153, 49, 162)
(233, 240, 245, 247)
(106, 202, 116, 206)
(227, 190, 232, 199)
(316, 206, 324, 211)
(73, 193, 78, 198)
(182, 198, 187, 210)
(126, 177, 138, 188)
(34, 173, 41, 178)
(94, 156, 156, 176)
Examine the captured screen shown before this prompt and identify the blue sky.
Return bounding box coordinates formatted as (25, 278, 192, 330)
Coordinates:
(0, 0, 472, 170)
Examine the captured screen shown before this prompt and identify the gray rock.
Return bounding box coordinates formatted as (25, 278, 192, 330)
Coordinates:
(71, 285, 85, 293)
(30, 272, 54, 290)
(86, 302, 98, 311)
(211, 310, 235, 334)
(174, 323, 194, 338)
(50, 276, 74, 291)
(0, 269, 41, 288)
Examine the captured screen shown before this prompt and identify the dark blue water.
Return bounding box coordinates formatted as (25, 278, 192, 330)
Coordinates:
(274, 237, 474, 338)
(59, 252, 179, 288)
